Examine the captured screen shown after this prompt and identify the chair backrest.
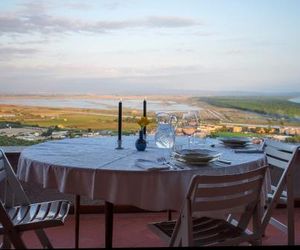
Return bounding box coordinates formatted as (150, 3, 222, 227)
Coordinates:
(0, 149, 70, 249)
(264, 139, 299, 191)
(261, 140, 299, 242)
(0, 149, 30, 247)
(0, 150, 6, 185)
(170, 165, 267, 246)
(0, 149, 29, 208)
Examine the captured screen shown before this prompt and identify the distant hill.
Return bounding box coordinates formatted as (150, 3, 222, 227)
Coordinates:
(1, 89, 299, 98)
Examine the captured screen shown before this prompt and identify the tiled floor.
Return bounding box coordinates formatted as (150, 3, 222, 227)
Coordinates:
(7, 207, 300, 248)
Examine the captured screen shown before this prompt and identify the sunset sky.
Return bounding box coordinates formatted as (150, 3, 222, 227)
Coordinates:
(0, 0, 299, 95)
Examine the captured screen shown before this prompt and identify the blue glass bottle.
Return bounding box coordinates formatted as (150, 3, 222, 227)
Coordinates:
(135, 130, 147, 151)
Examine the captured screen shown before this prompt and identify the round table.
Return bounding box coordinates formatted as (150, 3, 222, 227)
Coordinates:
(17, 136, 266, 247)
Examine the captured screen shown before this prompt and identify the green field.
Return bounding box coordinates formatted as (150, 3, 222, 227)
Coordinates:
(0, 105, 157, 134)
(0, 135, 42, 146)
(1, 97, 300, 146)
(209, 131, 263, 138)
(199, 96, 300, 121)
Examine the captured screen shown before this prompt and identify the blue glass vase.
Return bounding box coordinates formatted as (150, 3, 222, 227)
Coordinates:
(135, 130, 147, 151)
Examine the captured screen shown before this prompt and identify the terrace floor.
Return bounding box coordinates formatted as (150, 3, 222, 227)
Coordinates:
(7, 206, 300, 248)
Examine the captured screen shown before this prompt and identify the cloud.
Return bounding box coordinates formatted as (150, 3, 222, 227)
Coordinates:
(0, 46, 39, 60)
(20, 0, 127, 12)
(6, 38, 51, 46)
(0, 15, 28, 34)
(18, 0, 93, 14)
(19, 1, 50, 14)
(145, 16, 200, 28)
(100, 0, 132, 10)
(62, 2, 94, 11)
(0, 14, 80, 35)
(0, 13, 201, 36)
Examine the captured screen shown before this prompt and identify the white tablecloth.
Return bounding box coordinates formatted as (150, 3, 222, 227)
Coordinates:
(17, 136, 266, 211)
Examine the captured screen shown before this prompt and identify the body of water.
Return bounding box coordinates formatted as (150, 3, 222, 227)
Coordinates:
(290, 97, 300, 104)
(0, 97, 200, 112)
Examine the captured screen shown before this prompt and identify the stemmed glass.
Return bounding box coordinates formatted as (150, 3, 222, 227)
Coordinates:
(180, 111, 199, 148)
(196, 112, 207, 145)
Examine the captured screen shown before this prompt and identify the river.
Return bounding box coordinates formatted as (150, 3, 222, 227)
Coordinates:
(289, 97, 300, 104)
(0, 96, 200, 112)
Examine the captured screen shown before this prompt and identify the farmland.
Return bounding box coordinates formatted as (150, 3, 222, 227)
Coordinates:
(0, 95, 300, 146)
(197, 96, 300, 122)
(0, 104, 157, 134)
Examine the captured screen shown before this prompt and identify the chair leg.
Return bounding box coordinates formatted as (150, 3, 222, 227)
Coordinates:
(75, 195, 81, 249)
(260, 205, 267, 237)
(287, 175, 295, 245)
(167, 210, 172, 221)
(105, 201, 114, 248)
(2, 235, 11, 249)
(6, 231, 27, 249)
(251, 203, 262, 246)
(35, 229, 53, 249)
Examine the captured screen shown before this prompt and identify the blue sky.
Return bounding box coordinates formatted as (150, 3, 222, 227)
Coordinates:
(0, 0, 299, 95)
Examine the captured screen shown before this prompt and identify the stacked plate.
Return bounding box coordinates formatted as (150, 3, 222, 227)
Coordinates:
(219, 137, 252, 148)
(171, 148, 221, 166)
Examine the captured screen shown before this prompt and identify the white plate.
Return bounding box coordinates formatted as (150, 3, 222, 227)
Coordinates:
(173, 148, 221, 158)
(172, 148, 221, 165)
(173, 156, 218, 166)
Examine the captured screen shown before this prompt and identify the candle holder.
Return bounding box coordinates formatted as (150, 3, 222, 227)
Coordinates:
(115, 139, 124, 150)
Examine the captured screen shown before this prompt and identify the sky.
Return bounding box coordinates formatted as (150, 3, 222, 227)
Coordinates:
(0, 0, 299, 95)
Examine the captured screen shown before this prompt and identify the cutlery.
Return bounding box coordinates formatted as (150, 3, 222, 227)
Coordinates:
(216, 159, 231, 164)
(169, 162, 185, 169)
(234, 149, 264, 153)
(135, 159, 170, 171)
(156, 157, 177, 170)
(164, 161, 187, 170)
(161, 160, 185, 170)
(211, 161, 231, 167)
(162, 162, 178, 170)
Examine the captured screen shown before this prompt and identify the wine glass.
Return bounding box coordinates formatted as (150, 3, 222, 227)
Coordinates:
(196, 112, 207, 145)
(180, 111, 199, 148)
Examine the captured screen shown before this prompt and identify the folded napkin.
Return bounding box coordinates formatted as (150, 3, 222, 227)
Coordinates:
(135, 159, 170, 171)
(234, 149, 264, 153)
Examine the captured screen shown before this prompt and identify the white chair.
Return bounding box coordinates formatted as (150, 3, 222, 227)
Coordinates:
(261, 139, 300, 245)
(148, 166, 267, 247)
(0, 149, 71, 249)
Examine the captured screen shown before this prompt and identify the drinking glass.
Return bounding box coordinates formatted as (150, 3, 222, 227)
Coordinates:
(154, 112, 177, 160)
(196, 112, 207, 145)
(180, 111, 199, 148)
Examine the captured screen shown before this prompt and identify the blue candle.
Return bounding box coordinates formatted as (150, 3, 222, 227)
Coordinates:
(118, 99, 122, 141)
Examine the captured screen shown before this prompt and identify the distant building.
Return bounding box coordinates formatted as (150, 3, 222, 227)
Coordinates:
(51, 131, 68, 139)
(98, 130, 112, 136)
(0, 114, 16, 117)
(233, 127, 242, 133)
